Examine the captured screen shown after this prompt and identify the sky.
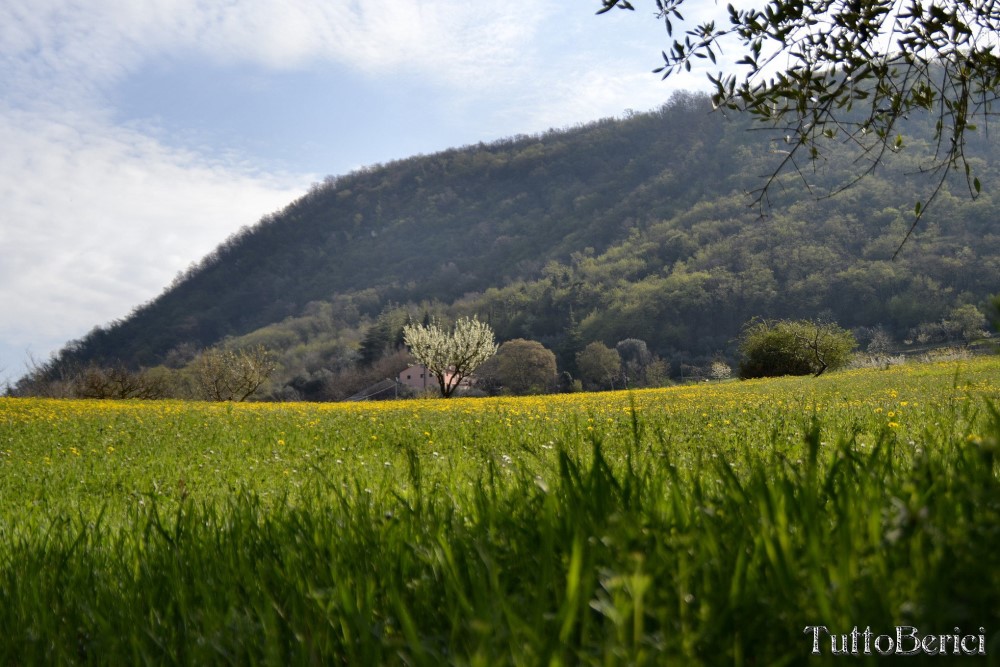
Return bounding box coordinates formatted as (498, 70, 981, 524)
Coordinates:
(0, 0, 726, 386)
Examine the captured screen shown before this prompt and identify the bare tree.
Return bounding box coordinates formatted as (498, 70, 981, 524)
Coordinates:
(194, 345, 276, 401)
(72, 364, 169, 400)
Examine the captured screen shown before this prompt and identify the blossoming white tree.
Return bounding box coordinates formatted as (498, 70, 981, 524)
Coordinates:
(709, 361, 733, 382)
(402, 317, 498, 397)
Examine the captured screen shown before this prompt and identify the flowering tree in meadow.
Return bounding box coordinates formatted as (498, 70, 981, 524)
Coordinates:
(403, 317, 498, 397)
(709, 361, 733, 382)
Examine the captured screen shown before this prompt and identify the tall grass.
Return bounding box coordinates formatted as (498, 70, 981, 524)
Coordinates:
(1, 359, 998, 664)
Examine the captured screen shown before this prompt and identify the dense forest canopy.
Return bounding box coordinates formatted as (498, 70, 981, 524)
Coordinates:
(18, 91, 999, 398)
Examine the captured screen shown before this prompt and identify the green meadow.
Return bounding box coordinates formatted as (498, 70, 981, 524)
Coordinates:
(1, 358, 998, 665)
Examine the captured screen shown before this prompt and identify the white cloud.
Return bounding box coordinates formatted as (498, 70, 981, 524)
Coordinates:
(0, 0, 721, 384)
(181, 1, 545, 87)
(0, 105, 309, 368)
(2, 0, 697, 134)
(1, 0, 548, 107)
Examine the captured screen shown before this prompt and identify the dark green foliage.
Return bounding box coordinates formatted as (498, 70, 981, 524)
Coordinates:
(739, 319, 857, 378)
(576, 341, 622, 390)
(359, 306, 409, 366)
(490, 338, 558, 395)
(616, 338, 653, 387)
(25, 92, 1000, 389)
(47, 98, 724, 372)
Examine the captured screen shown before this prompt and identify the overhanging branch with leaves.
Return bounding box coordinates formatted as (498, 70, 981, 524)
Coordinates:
(599, 0, 1000, 252)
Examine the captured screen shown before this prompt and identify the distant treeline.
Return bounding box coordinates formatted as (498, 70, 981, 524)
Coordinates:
(16, 91, 999, 398)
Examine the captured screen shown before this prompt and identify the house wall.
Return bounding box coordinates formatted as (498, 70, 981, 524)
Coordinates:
(397, 364, 438, 390)
(396, 364, 466, 391)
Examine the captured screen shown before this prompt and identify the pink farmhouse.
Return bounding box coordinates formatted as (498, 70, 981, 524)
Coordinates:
(396, 364, 470, 392)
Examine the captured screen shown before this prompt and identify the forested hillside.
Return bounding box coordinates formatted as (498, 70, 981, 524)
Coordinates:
(23, 92, 1000, 398)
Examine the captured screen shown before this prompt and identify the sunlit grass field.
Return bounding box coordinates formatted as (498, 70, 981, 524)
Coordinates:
(2, 358, 999, 665)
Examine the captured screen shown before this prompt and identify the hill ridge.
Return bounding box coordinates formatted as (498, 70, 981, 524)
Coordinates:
(25, 91, 1000, 397)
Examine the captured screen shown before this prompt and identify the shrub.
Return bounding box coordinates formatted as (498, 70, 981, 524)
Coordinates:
(576, 342, 622, 390)
(493, 339, 558, 395)
(738, 319, 856, 379)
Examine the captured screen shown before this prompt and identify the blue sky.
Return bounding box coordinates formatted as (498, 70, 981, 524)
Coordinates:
(0, 0, 725, 385)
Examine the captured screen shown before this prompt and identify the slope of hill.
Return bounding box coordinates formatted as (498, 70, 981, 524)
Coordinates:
(25, 92, 1000, 396)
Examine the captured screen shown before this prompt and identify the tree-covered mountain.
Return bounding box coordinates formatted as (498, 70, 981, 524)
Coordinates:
(26, 92, 1000, 397)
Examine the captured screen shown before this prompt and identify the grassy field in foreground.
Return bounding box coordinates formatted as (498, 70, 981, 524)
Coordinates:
(1, 358, 999, 665)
